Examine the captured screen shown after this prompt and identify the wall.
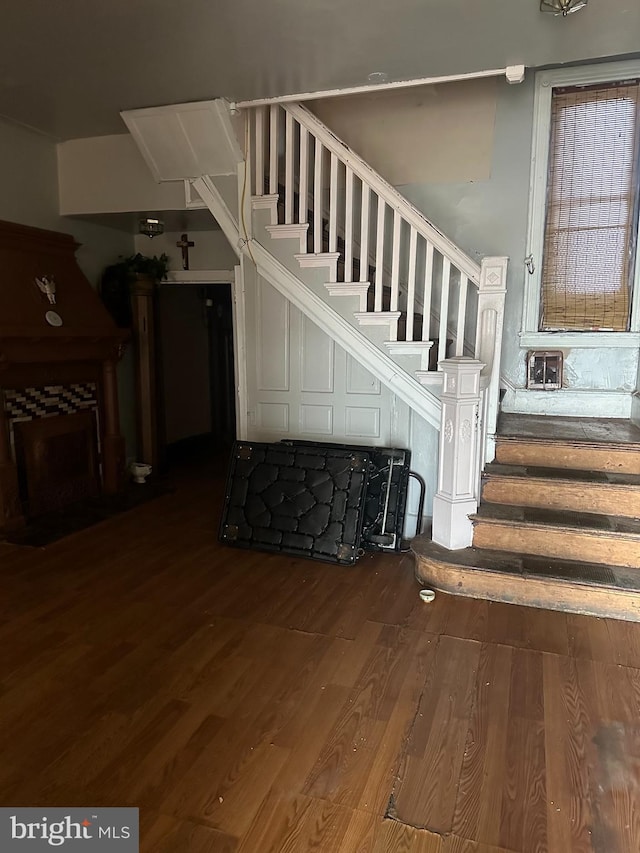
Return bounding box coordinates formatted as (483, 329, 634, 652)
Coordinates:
(133, 229, 238, 272)
(309, 78, 497, 186)
(310, 72, 640, 415)
(0, 117, 137, 456)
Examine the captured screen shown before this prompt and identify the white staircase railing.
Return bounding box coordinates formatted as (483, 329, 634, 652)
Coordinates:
(250, 103, 483, 360)
(245, 100, 508, 548)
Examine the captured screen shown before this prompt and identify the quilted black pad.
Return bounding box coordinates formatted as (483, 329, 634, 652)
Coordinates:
(219, 442, 371, 564)
(281, 440, 415, 552)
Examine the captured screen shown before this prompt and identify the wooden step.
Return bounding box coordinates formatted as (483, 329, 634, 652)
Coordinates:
(412, 535, 640, 621)
(471, 504, 640, 568)
(495, 414, 640, 475)
(482, 462, 640, 518)
(495, 436, 640, 475)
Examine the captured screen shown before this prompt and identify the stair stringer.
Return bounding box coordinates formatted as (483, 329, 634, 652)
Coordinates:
(192, 175, 242, 258)
(193, 174, 443, 430)
(250, 241, 442, 430)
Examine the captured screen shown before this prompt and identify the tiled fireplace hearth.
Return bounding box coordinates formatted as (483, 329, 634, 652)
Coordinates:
(3, 385, 102, 517)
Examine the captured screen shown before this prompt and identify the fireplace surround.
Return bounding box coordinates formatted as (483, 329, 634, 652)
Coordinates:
(0, 220, 128, 532)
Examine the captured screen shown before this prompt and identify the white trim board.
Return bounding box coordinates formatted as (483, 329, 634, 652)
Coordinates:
(519, 331, 640, 349)
(165, 269, 234, 284)
(235, 66, 525, 108)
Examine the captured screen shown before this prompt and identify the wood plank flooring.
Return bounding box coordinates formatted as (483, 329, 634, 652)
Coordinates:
(1, 461, 640, 852)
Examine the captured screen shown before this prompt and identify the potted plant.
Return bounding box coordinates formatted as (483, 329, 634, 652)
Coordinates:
(100, 252, 170, 328)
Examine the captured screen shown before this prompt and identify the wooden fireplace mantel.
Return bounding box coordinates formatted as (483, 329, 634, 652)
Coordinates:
(0, 219, 129, 532)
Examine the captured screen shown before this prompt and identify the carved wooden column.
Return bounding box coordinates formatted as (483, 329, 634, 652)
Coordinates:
(131, 274, 158, 468)
(0, 389, 24, 530)
(102, 359, 126, 494)
(432, 357, 484, 550)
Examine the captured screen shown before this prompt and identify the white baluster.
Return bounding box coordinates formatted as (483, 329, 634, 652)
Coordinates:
(255, 107, 265, 196)
(374, 198, 385, 312)
(422, 242, 434, 343)
(437, 257, 451, 364)
(432, 357, 484, 550)
(298, 126, 309, 225)
(329, 152, 338, 254)
(284, 110, 294, 224)
(455, 274, 469, 356)
(269, 105, 278, 196)
(390, 210, 401, 312)
(359, 184, 370, 283)
(344, 167, 354, 283)
(314, 140, 323, 253)
(406, 226, 417, 341)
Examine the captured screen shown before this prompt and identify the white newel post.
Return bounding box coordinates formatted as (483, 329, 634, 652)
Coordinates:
(475, 256, 508, 464)
(432, 357, 484, 550)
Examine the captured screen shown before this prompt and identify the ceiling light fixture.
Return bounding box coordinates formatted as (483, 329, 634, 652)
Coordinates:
(139, 217, 164, 238)
(540, 0, 588, 16)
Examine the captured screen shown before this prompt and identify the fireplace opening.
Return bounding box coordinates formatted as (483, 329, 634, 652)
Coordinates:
(13, 411, 101, 518)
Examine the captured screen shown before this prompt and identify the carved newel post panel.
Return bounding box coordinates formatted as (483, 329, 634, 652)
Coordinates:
(432, 357, 484, 550)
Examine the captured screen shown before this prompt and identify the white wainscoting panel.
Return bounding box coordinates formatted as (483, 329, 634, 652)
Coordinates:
(300, 404, 333, 434)
(346, 354, 381, 395)
(301, 315, 334, 393)
(345, 406, 381, 438)
(257, 402, 290, 432)
(256, 284, 290, 391)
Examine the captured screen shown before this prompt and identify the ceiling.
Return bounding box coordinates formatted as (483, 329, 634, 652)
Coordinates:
(2, 1, 639, 141)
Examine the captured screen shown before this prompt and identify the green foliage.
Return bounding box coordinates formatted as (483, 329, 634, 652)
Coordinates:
(100, 253, 170, 327)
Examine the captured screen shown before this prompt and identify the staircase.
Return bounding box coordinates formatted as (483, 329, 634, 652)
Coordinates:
(414, 414, 640, 621)
(161, 97, 509, 545)
(194, 102, 507, 440)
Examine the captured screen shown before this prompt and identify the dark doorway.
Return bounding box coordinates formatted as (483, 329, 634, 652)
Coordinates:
(206, 287, 236, 447)
(156, 283, 236, 471)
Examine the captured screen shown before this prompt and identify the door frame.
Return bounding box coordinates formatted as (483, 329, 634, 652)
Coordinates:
(159, 268, 248, 445)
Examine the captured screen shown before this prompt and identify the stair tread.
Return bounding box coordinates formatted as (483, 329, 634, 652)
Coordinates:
(497, 413, 640, 447)
(483, 462, 640, 487)
(473, 502, 640, 535)
(412, 536, 640, 591)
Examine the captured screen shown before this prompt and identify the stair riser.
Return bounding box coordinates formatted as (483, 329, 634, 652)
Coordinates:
(414, 556, 640, 622)
(495, 440, 640, 476)
(482, 478, 640, 519)
(472, 521, 640, 568)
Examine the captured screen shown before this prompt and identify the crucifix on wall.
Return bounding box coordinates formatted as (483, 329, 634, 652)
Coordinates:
(176, 233, 195, 270)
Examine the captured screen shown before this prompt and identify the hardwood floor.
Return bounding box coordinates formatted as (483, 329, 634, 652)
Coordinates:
(2, 462, 640, 852)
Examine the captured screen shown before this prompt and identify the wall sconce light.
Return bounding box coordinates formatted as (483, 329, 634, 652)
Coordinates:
(139, 217, 164, 238)
(540, 0, 588, 15)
